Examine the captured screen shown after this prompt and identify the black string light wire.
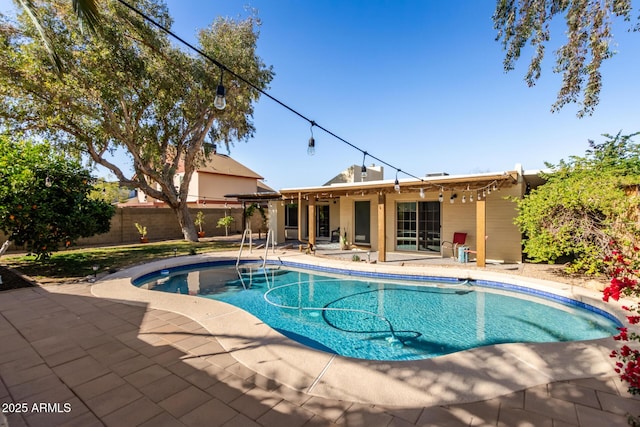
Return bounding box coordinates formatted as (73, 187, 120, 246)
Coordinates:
(114, 0, 426, 184)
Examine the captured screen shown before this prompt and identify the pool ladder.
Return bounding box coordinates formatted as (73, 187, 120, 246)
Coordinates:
(236, 228, 276, 269)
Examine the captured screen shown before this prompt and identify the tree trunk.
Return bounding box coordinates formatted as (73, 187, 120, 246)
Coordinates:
(174, 202, 199, 242)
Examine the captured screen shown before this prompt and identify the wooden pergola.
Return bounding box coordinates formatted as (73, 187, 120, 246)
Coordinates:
(279, 171, 520, 266)
(224, 191, 282, 231)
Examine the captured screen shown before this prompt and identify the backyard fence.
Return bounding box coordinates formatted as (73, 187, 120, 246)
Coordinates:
(1, 206, 268, 252)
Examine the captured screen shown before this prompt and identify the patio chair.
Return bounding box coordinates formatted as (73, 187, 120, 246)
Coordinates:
(441, 232, 467, 258)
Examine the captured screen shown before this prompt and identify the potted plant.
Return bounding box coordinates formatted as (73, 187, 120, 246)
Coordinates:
(134, 223, 148, 243)
(194, 211, 206, 238)
(217, 215, 234, 237)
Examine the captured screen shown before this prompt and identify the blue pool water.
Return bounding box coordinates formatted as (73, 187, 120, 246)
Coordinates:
(134, 262, 621, 361)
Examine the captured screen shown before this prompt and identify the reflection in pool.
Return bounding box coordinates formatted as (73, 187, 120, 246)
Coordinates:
(134, 263, 621, 361)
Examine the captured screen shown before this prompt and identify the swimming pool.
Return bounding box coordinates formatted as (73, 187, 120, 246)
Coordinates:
(133, 261, 621, 361)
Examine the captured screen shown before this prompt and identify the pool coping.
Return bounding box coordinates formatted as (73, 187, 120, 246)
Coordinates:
(91, 249, 635, 408)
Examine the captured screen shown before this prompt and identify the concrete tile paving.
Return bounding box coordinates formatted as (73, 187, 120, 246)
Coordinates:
(0, 253, 639, 426)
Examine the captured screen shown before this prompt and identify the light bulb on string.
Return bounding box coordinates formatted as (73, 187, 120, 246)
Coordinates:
(44, 175, 52, 188)
(307, 123, 315, 156)
(214, 69, 226, 110)
(419, 188, 425, 199)
(394, 169, 401, 193)
(469, 192, 474, 202)
(361, 152, 367, 178)
(462, 194, 466, 203)
(438, 189, 443, 203)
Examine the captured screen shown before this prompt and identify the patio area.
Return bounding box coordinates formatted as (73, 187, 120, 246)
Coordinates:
(1, 248, 639, 426)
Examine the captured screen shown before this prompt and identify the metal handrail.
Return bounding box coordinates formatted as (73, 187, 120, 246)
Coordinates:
(261, 229, 276, 268)
(236, 228, 252, 267)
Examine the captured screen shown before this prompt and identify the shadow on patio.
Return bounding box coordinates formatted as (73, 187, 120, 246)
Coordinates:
(0, 282, 637, 426)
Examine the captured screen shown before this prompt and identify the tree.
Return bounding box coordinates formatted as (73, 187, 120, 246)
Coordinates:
(493, 0, 635, 117)
(0, 135, 115, 259)
(14, 0, 100, 74)
(0, 0, 273, 242)
(515, 132, 640, 274)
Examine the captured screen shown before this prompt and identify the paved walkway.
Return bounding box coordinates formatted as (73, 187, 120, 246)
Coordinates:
(1, 252, 639, 426)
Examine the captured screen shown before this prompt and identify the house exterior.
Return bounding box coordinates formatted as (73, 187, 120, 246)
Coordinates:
(136, 153, 272, 207)
(268, 164, 542, 266)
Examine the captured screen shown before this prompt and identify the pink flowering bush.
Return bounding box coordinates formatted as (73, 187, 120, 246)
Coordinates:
(602, 240, 640, 424)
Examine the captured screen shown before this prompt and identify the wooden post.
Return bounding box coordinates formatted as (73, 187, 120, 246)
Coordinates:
(309, 196, 316, 248)
(377, 193, 386, 262)
(476, 198, 486, 267)
(297, 192, 303, 242)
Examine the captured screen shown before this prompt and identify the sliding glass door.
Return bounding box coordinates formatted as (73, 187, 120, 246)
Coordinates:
(396, 201, 440, 252)
(418, 201, 441, 252)
(396, 202, 417, 250)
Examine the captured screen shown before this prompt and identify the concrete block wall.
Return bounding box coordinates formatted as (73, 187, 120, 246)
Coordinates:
(1, 206, 267, 252)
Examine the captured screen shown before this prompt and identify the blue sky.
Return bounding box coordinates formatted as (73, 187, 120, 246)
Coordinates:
(3, 1, 640, 190)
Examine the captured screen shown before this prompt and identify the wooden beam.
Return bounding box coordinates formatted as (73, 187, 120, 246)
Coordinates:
(377, 193, 386, 262)
(476, 199, 486, 267)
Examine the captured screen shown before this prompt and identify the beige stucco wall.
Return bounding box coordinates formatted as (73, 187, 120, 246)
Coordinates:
(137, 172, 259, 204)
(268, 201, 285, 245)
(190, 173, 259, 203)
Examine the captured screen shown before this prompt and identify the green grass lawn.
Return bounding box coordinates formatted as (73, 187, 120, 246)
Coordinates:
(2, 240, 239, 284)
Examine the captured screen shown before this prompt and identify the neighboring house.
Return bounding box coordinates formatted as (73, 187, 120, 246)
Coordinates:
(268, 164, 545, 266)
(324, 164, 384, 185)
(135, 153, 271, 207)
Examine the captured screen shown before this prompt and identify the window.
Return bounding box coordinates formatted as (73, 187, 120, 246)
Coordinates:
(285, 203, 298, 227)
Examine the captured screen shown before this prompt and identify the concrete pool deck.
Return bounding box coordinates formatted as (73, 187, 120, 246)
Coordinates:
(1, 248, 639, 426)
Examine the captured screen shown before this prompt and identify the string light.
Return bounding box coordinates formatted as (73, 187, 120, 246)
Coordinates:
(438, 189, 444, 203)
(361, 152, 367, 179)
(213, 68, 226, 110)
(307, 123, 315, 156)
(114, 0, 426, 187)
(419, 188, 425, 199)
(394, 170, 401, 193)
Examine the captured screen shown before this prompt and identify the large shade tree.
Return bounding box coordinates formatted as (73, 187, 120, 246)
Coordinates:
(494, 0, 635, 117)
(0, 135, 115, 259)
(0, 0, 273, 241)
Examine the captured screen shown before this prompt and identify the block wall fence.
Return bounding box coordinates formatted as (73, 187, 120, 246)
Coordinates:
(1, 207, 267, 252)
